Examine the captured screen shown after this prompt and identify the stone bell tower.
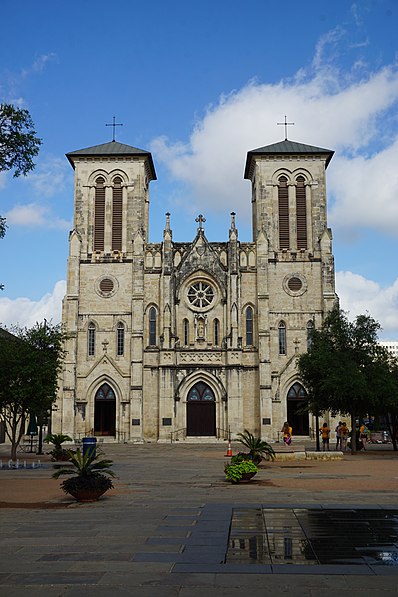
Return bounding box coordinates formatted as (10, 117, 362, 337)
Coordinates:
(54, 140, 156, 438)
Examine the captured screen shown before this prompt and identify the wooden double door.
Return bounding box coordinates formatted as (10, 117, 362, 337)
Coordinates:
(186, 382, 216, 437)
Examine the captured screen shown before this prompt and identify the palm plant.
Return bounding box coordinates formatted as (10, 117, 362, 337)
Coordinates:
(236, 429, 275, 463)
(52, 449, 115, 500)
(44, 433, 73, 461)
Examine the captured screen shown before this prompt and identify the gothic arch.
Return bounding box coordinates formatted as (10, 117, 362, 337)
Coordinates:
(176, 370, 226, 404)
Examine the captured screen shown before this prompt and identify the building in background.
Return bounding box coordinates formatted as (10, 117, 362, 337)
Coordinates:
(54, 136, 338, 442)
(379, 341, 398, 359)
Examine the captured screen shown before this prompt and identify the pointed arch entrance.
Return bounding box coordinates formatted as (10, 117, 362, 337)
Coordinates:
(287, 382, 309, 436)
(94, 382, 116, 436)
(186, 382, 216, 437)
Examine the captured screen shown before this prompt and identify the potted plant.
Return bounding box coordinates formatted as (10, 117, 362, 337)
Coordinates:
(52, 449, 115, 502)
(225, 459, 258, 483)
(44, 433, 73, 461)
(236, 429, 275, 464)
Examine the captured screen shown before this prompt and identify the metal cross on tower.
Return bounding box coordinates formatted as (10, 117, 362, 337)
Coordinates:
(195, 214, 206, 229)
(106, 116, 123, 141)
(277, 115, 295, 140)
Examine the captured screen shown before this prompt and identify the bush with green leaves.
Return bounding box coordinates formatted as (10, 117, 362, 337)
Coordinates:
(225, 459, 258, 483)
(52, 449, 115, 498)
(44, 433, 73, 461)
(236, 429, 275, 463)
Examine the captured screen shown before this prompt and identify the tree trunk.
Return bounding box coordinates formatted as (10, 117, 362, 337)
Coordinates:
(386, 413, 397, 451)
(350, 411, 357, 454)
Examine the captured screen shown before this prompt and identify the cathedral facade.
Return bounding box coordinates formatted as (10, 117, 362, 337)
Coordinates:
(54, 137, 338, 442)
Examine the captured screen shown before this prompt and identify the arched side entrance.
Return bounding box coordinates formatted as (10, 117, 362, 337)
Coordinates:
(287, 382, 309, 436)
(186, 382, 216, 437)
(94, 382, 116, 436)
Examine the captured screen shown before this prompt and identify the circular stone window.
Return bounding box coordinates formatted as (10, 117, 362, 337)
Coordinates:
(95, 276, 118, 298)
(287, 277, 303, 292)
(187, 281, 214, 309)
(283, 274, 307, 297)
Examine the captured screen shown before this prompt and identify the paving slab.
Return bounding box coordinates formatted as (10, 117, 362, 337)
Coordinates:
(1, 442, 398, 594)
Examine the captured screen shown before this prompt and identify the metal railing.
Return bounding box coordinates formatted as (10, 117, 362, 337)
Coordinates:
(170, 428, 186, 443)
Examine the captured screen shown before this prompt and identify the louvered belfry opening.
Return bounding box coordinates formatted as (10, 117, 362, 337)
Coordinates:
(94, 177, 105, 251)
(296, 176, 307, 250)
(278, 176, 289, 249)
(112, 176, 123, 251)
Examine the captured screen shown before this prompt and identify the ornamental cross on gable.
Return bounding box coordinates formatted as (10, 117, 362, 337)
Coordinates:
(277, 115, 295, 140)
(195, 214, 206, 229)
(106, 116, 123, 141)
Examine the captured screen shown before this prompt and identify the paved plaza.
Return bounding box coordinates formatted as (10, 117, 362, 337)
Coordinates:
(1, 442, 398, 595)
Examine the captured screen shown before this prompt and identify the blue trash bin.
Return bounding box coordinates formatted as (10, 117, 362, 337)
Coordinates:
(82, 436, 97, 458)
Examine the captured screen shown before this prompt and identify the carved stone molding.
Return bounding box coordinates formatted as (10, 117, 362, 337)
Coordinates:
(179, 351, 222, 363)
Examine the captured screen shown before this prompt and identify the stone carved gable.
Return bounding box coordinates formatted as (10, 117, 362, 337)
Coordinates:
(174, 230, 228, 292)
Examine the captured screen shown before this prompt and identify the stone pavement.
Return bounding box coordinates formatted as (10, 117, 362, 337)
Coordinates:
(1, 442, 398, 596)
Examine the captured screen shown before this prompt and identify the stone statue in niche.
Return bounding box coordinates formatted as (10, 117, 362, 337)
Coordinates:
(195, 314, 207, 340)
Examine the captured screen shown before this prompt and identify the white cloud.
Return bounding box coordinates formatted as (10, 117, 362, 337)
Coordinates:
(21, 53, 57, 79)
(5, 203, 70, 229)
(26, 155, 71, 197)
(336, 271, 398, 339)
(151, 65, 398, 231)
(0, 280, 65, 328)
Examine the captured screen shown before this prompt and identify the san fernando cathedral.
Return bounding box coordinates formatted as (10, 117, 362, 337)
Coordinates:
(54, 132, 338, 443)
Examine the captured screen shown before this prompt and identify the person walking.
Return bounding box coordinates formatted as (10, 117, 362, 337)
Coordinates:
(360, 422, 369, 450)
(320, 422, 330, 451)
(335, 421, 342, 450)
(281, 421, 292, 446)
(340, 422, 349, 451)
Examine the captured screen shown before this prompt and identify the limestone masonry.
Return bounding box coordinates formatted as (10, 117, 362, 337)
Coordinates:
(54, 137, 338, 442)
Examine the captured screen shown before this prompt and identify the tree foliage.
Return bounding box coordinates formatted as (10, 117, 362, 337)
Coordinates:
(0, 103, 42, 177)
(0, 322, 66, 459)
(297, 306, 398, 452)
(0, 103, 42, 290)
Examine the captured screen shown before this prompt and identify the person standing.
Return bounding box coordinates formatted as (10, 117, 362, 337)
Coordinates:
(320, 422, 330, 451)
(360, 422, 369, 450)
(340, 422, 349, 451)
(335, 421, 342, 450)
(281, 421, 292, 446)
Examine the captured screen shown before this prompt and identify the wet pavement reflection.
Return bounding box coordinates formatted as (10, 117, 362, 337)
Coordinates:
(226, 508, 398, 566)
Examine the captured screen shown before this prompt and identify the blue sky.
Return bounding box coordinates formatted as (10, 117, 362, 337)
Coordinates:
(1, 0, 398, 339)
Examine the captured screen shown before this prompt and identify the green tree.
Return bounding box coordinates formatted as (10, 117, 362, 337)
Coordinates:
(0, 103, 42, 290)
(0, 321, 66, 459)
(0, 103, 42, 177)
(297, 306, 396, 453)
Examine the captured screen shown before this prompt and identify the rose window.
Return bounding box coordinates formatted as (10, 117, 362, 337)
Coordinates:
(187, 282, 214, 308)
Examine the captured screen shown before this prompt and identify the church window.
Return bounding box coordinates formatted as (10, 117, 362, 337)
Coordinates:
(117, 322, 125, 356)
(246, 306, 253, 346)
(99, 278, 114, 294)
(296, 176, 307, 249)
(94, 177, 105, 251)
(88, 322, 96, 356)
(187, 281, 214, 309)
(278, 176, 289, 249)
(288, 276, 303, 292)
(307, 320, 314, 350)
(183, 318, 189, 346)
(112, 176, 123, 251)
(278, 321, 286, 355)
(149, 307, 157, 346)
(214, 318, 220, 346)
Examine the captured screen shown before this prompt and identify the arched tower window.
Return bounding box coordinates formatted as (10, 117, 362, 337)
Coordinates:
(278, 321, 286, 355)
(94, 177, 105, 251)
(88, 322, 96, 356)
(246, 306, 253, 346)
(183, 318, 189, 346)
(112, 176, 123, 251)
(214, 318, 220, 346)
(278, 176, 289, 249)
(307, 320, 314, 351)
(149, 307, 157, 346)
(296, 176, 307, 249)
(117, 322, 125, 356)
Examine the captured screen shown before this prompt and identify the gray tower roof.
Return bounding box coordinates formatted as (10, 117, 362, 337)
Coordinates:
(244, 139, 334, 179)
(66, 141, 156, 180)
